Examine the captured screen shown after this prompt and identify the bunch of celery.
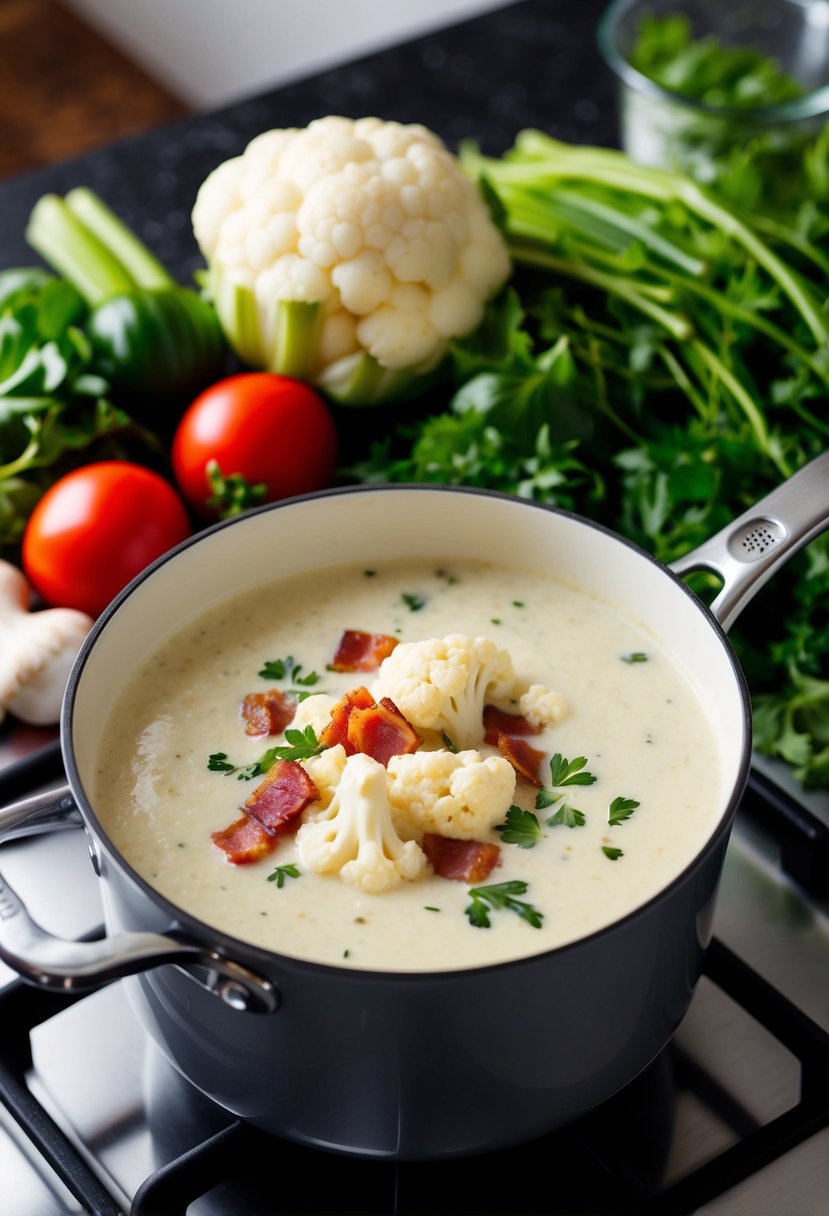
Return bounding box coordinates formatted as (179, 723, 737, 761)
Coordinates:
(355, 130, 829, 788)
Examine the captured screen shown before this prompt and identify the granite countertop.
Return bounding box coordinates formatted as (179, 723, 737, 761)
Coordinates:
(0, 0, 616, 282)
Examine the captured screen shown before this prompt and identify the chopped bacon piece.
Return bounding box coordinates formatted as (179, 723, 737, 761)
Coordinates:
(240, 689, 297, 737)
(320, 686, 375, 752)
(330, 629, 399, 672)
(422, 834, 501, 883)
(483, 704, 543, 746)
(211, 814, 276, 865)
(346, 697, 422, 767)
(497, 735, 546, 786)
(244, 759, 320, 832)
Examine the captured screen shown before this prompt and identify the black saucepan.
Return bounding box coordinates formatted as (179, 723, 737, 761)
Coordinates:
(1, 454, 827, 1160)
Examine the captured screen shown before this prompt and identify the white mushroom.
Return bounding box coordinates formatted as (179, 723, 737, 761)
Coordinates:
(0, 560, 93, 726)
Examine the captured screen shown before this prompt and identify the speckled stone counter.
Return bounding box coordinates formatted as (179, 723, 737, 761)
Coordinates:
(0, 0, 616, 282)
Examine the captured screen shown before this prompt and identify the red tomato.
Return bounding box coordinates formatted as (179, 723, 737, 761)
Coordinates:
(22, 461, 191, 617)
(171, 373, 339, 517)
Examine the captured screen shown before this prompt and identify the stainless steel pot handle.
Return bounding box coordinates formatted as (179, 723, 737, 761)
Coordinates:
(0, 785, 278, 1014)
(670, 450, 829, 632)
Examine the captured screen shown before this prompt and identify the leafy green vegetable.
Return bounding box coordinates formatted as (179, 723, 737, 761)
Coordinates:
(267, 863, 300, 888)
(495, 805, 545, 848)
(26, 188, 226, 423)
(622, 652, 648, 664)
(401, 592, 427, 611)
(602, 845, 624, 861)
(207, 726, 327, 780)
(625, 14, 817, 215)
(630, 14, 804, 110)
(465, 880, 543, 929)
(546, 803, 586, 829)
(352, 125, 829, 790)
(608, 796, 641, 826)
(258, 655, 321, 699)
(0, 268, 158, 547)
(535, 754, 597, 811)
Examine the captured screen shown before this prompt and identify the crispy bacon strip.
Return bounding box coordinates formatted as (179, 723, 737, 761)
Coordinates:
(347, 696, 422, 767)
(422, 834, 501, 883)
(320, 686, 375, 752)
(240, 689, 297, 737)
(497, 735, 546, 786)
(483, 704, 543, 747)
(330, 629, 399, 672)
(244, 759, 320, 832)
(211, 814, 276, 865)
(212, 760, 320, 865)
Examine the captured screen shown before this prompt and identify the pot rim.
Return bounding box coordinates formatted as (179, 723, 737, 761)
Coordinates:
(62, 481, 752, 983)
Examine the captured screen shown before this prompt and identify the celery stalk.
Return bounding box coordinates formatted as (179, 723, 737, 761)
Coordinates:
(26, 195, 137, 307)
(65, 188, 174, 291)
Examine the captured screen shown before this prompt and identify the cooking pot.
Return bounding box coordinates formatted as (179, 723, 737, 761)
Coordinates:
(1, 455, 828, 1161)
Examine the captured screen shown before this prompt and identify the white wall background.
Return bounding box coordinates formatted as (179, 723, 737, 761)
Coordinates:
(64, 0, 505, 109)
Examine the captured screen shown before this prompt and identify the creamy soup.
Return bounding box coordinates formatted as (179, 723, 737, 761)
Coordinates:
(93, 558, 724, 972)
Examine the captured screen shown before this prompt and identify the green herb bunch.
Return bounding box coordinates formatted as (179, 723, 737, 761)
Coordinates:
(351, 126, 829, 789)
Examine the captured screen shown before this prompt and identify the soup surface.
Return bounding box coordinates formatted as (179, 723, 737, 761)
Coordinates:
(93, 558, 724, 971)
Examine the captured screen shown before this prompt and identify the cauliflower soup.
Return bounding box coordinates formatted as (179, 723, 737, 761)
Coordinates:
(93, 557, 724, 972)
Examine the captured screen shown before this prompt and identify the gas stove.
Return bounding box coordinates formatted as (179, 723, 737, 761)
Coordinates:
(0, 728, 827, 1216)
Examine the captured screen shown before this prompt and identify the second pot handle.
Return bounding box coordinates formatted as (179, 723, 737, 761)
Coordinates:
(670, 451, 829, 632)
(0, 787, 278, 1014)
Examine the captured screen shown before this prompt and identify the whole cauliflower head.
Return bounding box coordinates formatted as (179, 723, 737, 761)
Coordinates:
(191, 116, 511, 404)
(296, 752, 426, 894)
(387, 748, 516, 841)
(372, 634, 517, 749)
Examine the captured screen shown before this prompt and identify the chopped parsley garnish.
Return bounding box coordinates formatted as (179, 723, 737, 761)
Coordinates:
(512, 600, 525, 608)
(207, 727, 327, 780)
(608, 796, 641, 825)
(535, 753, 597, 810)
(259, 655, 321, 696)
(491, 617, 502, 625)
(495, 805, 545, 848)
(261, 726, 328, 765)
(208, 752, 237, 773)
(441, 732, 459, 753)
(602, 846, 624, 860)
(435, 568, 458, 584)
(465, 880, 543, 930)
(622, 652, 649, 664)
(424, 906, 441, 912)
(401, 592, 427, 611)
(267, 863, 300, 887)
(546, 803, 586, 829)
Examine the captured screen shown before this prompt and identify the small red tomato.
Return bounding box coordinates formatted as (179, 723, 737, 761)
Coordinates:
(171, 372, 339, 518)
(22, 461, 191, 617)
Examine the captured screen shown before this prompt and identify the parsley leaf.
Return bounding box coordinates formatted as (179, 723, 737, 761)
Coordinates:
(622, 652, 649, 664)
(401, 592, 427, 611)
(206, 727, 327, 781)
(442, 732, 459, 753)
(259, 657, 289, 680)
(602, 846, 624, 860)
(267, 863, 300, 888)
(207, 752, 236, 774)
(465, 880, 543, 929)
(546, 803, 586, 829)
(608, 796, 640, 825)
(495, 805, 545, 848)
(535, 753, 597, 810)
(261, 726, 328, 764)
